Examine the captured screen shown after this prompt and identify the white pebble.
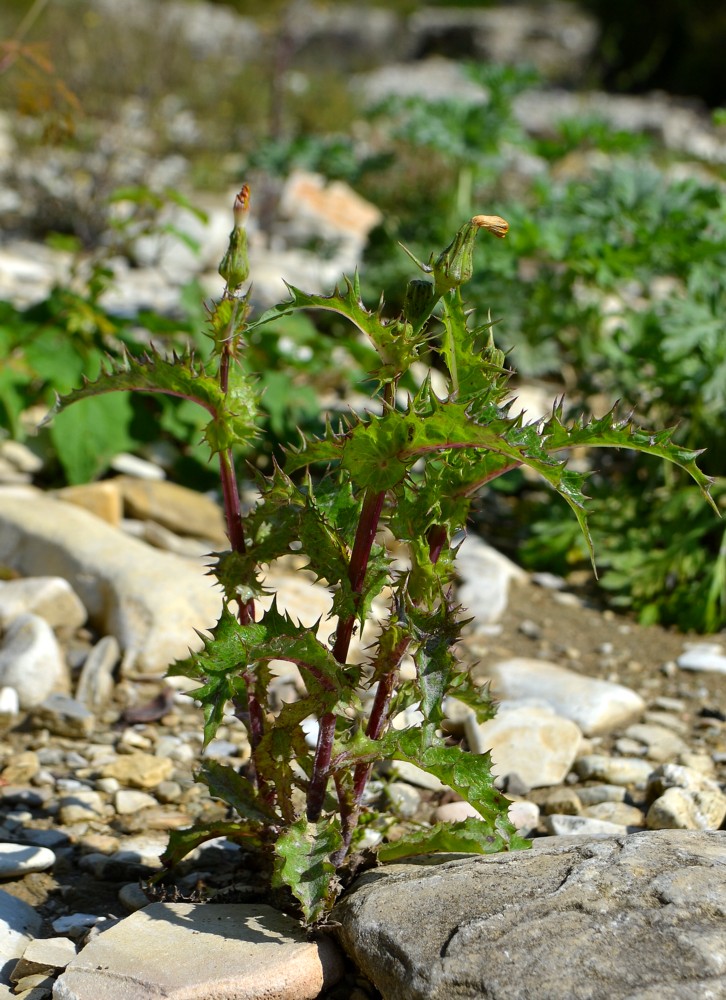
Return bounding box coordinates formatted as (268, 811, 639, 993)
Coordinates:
(0, 843, 55, 877)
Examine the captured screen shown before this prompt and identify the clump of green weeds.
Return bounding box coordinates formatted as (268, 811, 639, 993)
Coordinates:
(51, 188, 716, 922)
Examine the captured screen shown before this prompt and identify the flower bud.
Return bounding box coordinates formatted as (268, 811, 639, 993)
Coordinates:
(403, 278, 435, 327)
(433, 214, 509, 296)
(219, 185, 250, 291)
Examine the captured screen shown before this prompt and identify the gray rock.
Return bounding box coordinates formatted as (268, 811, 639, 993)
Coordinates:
(646, 762, 724, 801)
(54, 903, 344, 1000)
(0, 577, 86, 631)
(30, 694, 95, 739)
(576, 784, 627, 806)
(0, 489, 222, 673)
(58, 790, 107, 825)
(467, 705, 581, 789)
(0, 890, 43, 987)
(11, 935, 76, 980)
(355, 57, 489, 107)
(75, 636, 119, 713)
(483, 658, 645, 736)
(334, 831, 726, 1000)
(406, 4, 598, 84)
(0, 613, 69, 708)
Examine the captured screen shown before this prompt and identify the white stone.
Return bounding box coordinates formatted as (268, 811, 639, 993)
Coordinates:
(0, 687, 19, 719)
(0, 890, 43, 988)
(109, 453, 165, 480)
(53, 903, 344, 1000)
(389, 761, 446, 793)
(574, 754, 655, 786)
(433, 801, 481, 824)
(456, 535, 528, 625)
(507, 799, 540, 835)
(647, 787, 726, 832)
(623, 723, 688, 763)
(0, 613, 69, 708)
(0, 577, 86, 631)
(484, 658, 645, 735)
(113, 790, 157, 815)
(0, 844, 55, 877)
(0, 490, 222, 673)
(677, 646, 726, 674)
(467, 705, 581, 788)
(543, 814, 629, 836)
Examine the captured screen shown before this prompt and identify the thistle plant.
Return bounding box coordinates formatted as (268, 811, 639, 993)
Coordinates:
(52, 187, 716, 922)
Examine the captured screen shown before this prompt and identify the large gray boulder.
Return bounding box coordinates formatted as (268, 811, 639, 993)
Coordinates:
(334, 830, 726, 1000)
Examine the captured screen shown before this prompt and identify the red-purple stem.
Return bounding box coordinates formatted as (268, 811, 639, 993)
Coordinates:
(217, 341, 273, 804)
(334, 520, 449, 859)
(306, 486, 386, 821)
(306, 383, 395, 823)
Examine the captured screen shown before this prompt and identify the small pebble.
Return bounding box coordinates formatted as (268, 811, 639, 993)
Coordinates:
(114, 790, 157, 815)
(544, 814, 628, 836)
(576, 784, 626, 806)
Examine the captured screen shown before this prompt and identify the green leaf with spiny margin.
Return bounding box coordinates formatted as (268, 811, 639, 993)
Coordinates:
(408, 602, 462, 725)
(335, 726, 512, 835)
(247, 277, 426, 374)
(447, 674, 497, 725)
(254, 700, 317, 821)
(537, 403, 718, 513)
(46, 348, 259, 454)
(169, 607, 249, 747)
(439, 290, 510, 404)
(158, 818, 266, 872)
(283, 421, 345, 474)
(272, 816, 343, 922)
(377, 816, 530, 862)
(199, 760, 279, 824)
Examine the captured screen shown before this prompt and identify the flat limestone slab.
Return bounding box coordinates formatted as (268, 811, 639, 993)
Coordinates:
(53, 903, 344, 1000)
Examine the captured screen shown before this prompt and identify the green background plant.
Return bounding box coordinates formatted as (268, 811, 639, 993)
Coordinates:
(2, 1, 725, 631)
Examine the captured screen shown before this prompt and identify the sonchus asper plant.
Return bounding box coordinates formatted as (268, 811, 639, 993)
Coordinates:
(50, 187, 717, 922)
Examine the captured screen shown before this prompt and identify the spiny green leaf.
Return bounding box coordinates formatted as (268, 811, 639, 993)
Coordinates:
(447, 675, 497, 725)
(377, 816, 530, 862)
(283, 421, 345, 474)
(199, 760, 279, 824)
(538, 403, 718, 514)
(47, 348, 259, 454)
(272, 816, 343, 923)
(159, 818, 266, 871)
(439, 290, 510, 404)
(247, 278, 426, 374)
(408, 602, 462, 725)
(337, 726, 512, 832)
